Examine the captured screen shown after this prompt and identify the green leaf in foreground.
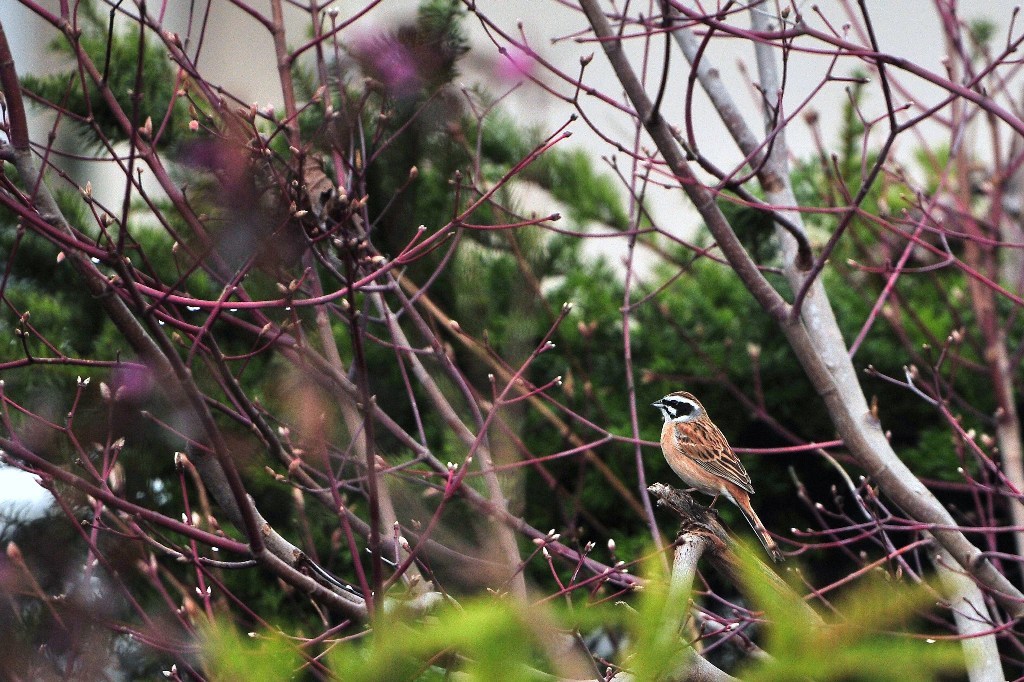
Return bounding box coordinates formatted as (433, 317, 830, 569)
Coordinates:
(200, 548, 968, 681)
(735, 544, 965, 682)
(325, 596, 590, 682)
(201, 622, 302, 681)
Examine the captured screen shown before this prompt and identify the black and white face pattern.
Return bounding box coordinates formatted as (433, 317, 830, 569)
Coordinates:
(652, 393, 703, 423)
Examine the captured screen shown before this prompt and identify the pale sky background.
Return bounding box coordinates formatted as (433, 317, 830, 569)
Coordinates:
(2, 0, 1023, 511)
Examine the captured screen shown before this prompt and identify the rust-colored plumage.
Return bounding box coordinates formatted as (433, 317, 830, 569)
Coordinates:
(652, 391, 783, 562)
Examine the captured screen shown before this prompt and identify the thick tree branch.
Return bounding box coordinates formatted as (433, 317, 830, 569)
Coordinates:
(929, 541, 1005, 682)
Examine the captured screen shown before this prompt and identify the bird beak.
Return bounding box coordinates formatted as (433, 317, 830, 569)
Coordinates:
(650, 400, 662, 409)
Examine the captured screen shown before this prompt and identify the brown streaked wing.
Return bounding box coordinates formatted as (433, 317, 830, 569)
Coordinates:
(674, 420, 755, 494)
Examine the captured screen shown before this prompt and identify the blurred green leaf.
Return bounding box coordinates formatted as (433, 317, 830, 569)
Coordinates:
(201, 622, 303, 682)
(735, 545, 965, 682)
(327, 597, 570, 682)
(613, 554, 691, 681)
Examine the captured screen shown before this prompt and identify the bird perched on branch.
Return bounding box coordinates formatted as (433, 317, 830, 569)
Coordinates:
(652, 391, 784, 563)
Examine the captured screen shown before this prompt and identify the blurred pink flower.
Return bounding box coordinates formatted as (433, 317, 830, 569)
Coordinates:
(496, 48, 535, 83)
(354, 32, 422, 98)
(112, 363, 154, 403)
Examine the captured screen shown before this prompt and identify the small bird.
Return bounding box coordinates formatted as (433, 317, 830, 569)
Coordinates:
(652, 391, 783, 562)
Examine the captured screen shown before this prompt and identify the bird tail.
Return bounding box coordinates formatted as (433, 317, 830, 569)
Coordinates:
(736, 497, 784, 563)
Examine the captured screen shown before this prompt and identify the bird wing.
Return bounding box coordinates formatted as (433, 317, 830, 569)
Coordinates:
(675, 421, 755, 494)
